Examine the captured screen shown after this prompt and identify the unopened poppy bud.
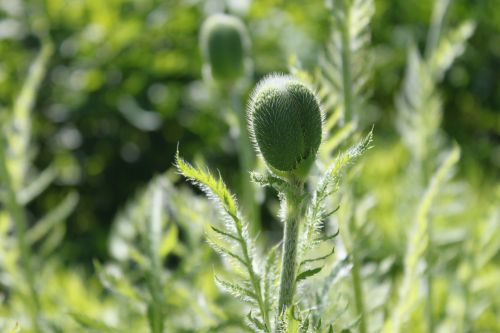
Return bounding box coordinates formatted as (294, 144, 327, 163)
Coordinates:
(200, 14, 250, 82)
(248, 75, 322, 179)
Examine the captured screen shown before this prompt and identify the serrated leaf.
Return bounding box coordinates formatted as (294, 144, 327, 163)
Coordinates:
(302, 130, 372, 255)
(215, 276, 257, 303)
(320, 0, 374, 123)
(430, 20, 475, 80)
(206, 237, 246, 267)
(386, 145, 460, 332)
(176, 151, 238, 220)
(177, 151, 270, 330)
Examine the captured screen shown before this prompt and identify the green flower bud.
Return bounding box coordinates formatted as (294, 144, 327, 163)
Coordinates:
(248, 75, 323, 179)
(200, 14, 250, 82)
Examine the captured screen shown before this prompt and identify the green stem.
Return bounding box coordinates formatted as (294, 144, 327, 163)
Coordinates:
(145, 187, 165, 333)
(352, 249, 368, 333)
(235, 215, 271, 331)
(426, 218, 435, 333)
(340, 0, 354, 123)
(340, 206, 368, 333)
(277, 184, 303, 315)
(0, 135, 41, 332)
(231, 87, 260, 233)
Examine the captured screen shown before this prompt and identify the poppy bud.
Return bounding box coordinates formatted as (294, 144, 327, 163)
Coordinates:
(200, 14, 250, 82)
(248, 75, 322, 179)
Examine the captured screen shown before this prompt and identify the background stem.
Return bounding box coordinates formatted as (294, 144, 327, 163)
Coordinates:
(340, 0, 354, 123)
(145, 186, 165, 333)
(352, 249, 368, 333)
(231, 87, 260, 233)
(426, 218, 435, 333)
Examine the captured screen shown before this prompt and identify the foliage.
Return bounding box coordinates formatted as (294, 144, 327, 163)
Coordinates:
(0, 0, 498, 332)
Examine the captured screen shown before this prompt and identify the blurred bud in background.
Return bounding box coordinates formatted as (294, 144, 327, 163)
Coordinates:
(200, 13, 252, 84)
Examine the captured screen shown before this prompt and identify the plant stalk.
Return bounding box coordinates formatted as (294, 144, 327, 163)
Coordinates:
(145, 186, 165, 333)
(340, 203, 368, 333)
(340, 0, 354, 123)
(0, 135, 41, 332)
(352, 249, 368, 333)
(233, 205, 271, 330)
(277, 184, 303, 315)
(231, 87, 260, 233)
(426, 218, 435, 333)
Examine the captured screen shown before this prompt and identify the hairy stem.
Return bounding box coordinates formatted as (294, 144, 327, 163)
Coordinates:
(231, 87, 260, 232)
(0, 135, 41, 332)
(235, 217, 271, 331)
(278, 184, 303, 315)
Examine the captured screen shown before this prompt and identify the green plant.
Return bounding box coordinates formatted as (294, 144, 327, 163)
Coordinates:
(387, 1, 476, 331)
(3, 1, 500, 333)
(177, 73, 373, 331)
(248, 75, 323, 316)
(0, 40, 80, 332)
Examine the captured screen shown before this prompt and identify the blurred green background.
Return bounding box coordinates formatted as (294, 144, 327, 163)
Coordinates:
(0, 0, 498, 265)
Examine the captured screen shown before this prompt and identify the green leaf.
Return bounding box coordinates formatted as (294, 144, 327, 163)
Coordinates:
(215, 276, 257, 303)
(206, 237, 246, 267)
(302, 130, 372, 255)
(211, 225, 240, 242)
(320, 0, 374, 123)
(386, 145, 460, 332)
(247, 311, 267, 331)
(264, 243, 280, 312)
(7, 41, 53, 186)
(318, 129, 373, 201)
(176, 151, 238, 219)
(396, 47, 442, 161)
(430, 20, 475, 80)
(18, 166, 57, 204)
(296, 267, 323, 282)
